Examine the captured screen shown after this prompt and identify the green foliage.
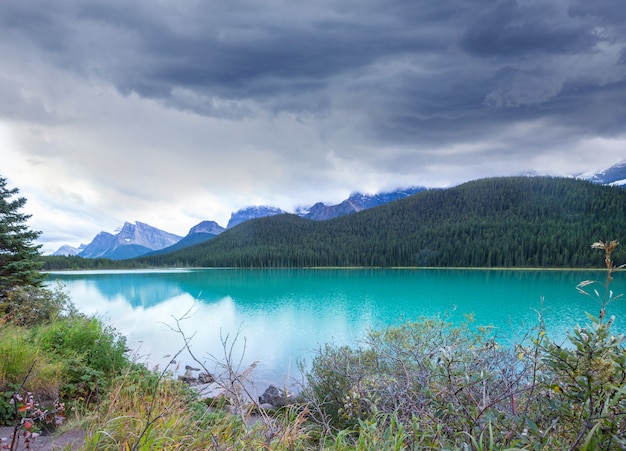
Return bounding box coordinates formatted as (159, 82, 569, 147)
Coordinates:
(303, 316, 529, 448)
(304, 344, 379, 429)
(138, 176, 626, 268)
(1, 316, 131, 424)
(524, 240, 626, 450)
(0, 175, 44, 297)
(0, 282, 76, 327)
(305, 312, 626, 449)
(35, 317, 129, 403)
(0, 384, 19, 426)
(0, 325, 63, 425)
(532, 317, 626, 449)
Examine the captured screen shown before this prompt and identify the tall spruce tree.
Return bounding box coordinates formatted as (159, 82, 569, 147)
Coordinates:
(0, 175, 44, 298)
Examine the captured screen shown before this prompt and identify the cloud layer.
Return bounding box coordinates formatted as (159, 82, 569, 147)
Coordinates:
(2, 0, 625, 252)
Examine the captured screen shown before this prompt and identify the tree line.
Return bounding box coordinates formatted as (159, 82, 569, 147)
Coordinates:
(41, 255, 147, 271)
(122, 176, 625, 269)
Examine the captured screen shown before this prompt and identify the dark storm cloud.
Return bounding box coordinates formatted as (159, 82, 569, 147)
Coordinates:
(4, 0, 624, 138)
(105, 2, 449, 107)
(459, 0, 593, 57)
(2, 0, 625, 150)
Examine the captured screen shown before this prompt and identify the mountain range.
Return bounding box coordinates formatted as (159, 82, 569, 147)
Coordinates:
(134, 175, 626, 269)
(65, 221, 182, 260)
(52, 161, 626, 260)
(581, 160, 626, 185)
(52, 187, 426, 259)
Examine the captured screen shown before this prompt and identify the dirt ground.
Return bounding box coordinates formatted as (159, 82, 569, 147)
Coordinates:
(0, 426, 86, 450)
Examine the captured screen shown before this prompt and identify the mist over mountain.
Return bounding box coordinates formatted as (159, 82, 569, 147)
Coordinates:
(227, 206, 285, 229)
(296, 187, 426, 220)
(582, 160, 626, 186)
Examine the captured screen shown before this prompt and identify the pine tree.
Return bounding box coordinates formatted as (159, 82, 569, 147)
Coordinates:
(0, 175, 44, 298)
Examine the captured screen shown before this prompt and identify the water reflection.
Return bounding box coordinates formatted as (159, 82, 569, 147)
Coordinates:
(47, 268, 626, 386)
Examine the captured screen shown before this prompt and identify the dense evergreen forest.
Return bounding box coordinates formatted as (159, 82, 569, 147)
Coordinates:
(43, 176, 626, 269)
(41, 255, 148, 271)
(136, 176, 626, 268)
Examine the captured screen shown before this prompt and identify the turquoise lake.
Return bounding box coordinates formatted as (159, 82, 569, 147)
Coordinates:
(46, 268, 626, 388)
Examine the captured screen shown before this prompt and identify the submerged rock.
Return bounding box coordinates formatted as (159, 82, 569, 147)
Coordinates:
(258, 385, 295, 408)
(178, 365, 215, 385)
(198, 372, 215, 384)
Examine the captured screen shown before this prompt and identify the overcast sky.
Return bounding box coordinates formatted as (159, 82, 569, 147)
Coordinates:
(2, 0, 625, 254)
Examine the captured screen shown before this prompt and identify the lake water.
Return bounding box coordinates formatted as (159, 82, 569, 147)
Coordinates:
(45, 268, 626, 388)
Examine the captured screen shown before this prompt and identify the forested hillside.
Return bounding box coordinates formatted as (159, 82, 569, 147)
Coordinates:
(133, 176, 626, 268)
(41, 255, 146, 270)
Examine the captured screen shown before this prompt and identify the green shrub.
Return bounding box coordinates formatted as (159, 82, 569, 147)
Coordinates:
(524, 240, 626, 450)
(520, 315, 626, 450)
(35, 316, 129, 403)
(37, 317, 128, 375)
(304, 343, 379, 430)
(0, 282, 75, 327)
(303, 316, 530, 448)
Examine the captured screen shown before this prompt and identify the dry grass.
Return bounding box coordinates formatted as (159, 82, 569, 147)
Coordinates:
(0, 325, 62, 402)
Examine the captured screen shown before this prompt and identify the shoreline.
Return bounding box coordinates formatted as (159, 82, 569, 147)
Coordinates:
(45, 265, 613, 273)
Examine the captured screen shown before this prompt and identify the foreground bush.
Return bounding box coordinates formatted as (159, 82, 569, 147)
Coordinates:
(0, 316, 130, 428)
(0, 283, 75, 327)
(303, 316, 527, 448)
(303, 241, 626, 449)
(35, 316, 129, 402)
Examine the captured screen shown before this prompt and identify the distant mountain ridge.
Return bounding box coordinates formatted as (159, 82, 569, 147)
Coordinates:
(137, 176, 626, 268)
(297, 187, 425, 220)
(51, 244, 86, 256)
(74, 221, 182, 260)
(227, 206, 285, 228)
(52, 187, 428, 258)
(143, 221, 225, 257)
(582, 160, 626, 186)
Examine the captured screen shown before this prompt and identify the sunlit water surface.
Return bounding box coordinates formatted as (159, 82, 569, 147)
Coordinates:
(46, 268, 626, 388)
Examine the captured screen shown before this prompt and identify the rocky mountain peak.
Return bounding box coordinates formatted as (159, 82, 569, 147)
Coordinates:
(189, 220, 225, 235)
(78, 222, 182, 260)
(227, 206, 285, 228)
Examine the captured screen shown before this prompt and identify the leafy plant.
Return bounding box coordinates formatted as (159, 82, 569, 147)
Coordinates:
(303, 314, 536, 449)
(0, 282, 75, 327)
(35, 316, 129, 405)
(529, 241, 626, 450)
